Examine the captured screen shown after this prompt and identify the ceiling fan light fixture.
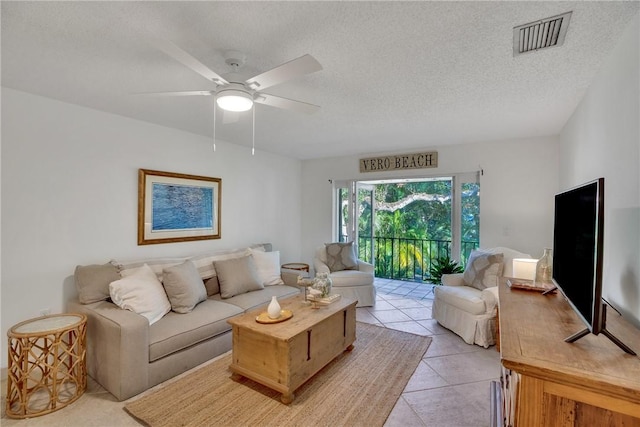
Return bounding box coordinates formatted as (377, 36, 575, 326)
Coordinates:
(216, 89, 253, 112)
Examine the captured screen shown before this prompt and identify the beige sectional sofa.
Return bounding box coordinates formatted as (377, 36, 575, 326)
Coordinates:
(67, 243, 300, 401)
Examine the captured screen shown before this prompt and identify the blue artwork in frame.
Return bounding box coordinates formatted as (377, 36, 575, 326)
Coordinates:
(138, 169, 221, 245)
(151, 183, 213, 231)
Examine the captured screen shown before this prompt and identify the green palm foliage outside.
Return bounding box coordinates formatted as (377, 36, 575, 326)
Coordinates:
(355, 179, 479, 282)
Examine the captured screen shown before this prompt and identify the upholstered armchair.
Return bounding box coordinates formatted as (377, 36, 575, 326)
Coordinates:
(431, 247, 531, 347)
(313, 243, 376, 307)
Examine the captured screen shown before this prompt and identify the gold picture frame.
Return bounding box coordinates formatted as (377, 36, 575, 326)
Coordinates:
(138, 169, 221, 245)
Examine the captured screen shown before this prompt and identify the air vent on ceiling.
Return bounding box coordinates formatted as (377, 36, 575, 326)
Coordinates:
(513, 11, 572, 57)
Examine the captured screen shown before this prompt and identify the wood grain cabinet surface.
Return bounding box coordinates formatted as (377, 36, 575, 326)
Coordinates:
(498, 279, 640, 426)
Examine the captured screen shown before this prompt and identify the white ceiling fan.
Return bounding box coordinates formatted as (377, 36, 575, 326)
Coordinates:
(141, 38, 322, 115)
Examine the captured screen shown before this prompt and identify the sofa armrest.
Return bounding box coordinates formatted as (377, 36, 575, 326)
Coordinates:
(481, 286, 499, 314)
(441, 273, 465, 286)
(357, 260, 374, 274)
(68, 299, 149, 401)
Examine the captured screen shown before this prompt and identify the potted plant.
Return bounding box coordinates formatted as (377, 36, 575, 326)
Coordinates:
(429, 256, 464, 285)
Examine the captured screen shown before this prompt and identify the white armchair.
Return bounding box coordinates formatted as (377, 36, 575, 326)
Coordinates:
(314, 245, 376, 307)
(431, 247, 531, 347)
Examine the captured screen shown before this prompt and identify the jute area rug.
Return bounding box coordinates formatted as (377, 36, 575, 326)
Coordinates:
(125, 322, 431, 427)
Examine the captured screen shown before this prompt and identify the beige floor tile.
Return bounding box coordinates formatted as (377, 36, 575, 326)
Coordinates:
(400, 306, 432, 321)
(378, 293, 405, 300)
(423, 331, 482, 357)
(424, 351, 501, 386)
(417, 299, 433, 308)
(384, 321, 431, 336)
(402, 386, 490, 427)
(388, 298, 425, 309)
(417, 319, 450, 335)
(451, 379, 497, 411)
(368, 300, 397, 311)
(384, 396, 426, 426)
(403, 360, 450, 392)
(370, 309, 413, 323)
(356, 308, 382, 325)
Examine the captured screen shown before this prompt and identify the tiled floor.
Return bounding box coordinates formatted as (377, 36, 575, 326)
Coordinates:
(368, 278, 501, 427)
(1, 278, 500, 426)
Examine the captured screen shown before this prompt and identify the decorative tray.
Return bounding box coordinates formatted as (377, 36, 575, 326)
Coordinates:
(256, 309, 293, 324)
(506, 279, 555, 293)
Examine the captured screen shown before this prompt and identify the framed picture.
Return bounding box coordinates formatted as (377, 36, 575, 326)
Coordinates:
(138, 169, 221, 245)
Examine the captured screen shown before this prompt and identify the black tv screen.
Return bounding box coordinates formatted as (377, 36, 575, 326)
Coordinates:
(552, 178, 604, 335)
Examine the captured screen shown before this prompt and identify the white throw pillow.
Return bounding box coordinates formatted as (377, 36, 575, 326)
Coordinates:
(249, 249, 284, 286)
(109, 264, 171, 325)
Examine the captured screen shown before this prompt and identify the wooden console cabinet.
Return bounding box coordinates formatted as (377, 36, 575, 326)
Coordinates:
(498, 279, 640, 426)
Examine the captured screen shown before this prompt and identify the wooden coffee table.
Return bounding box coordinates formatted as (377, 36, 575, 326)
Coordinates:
(227, 295, 357, 404)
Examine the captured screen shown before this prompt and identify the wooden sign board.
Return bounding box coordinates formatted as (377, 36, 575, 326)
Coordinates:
(359, 152, 438, 173)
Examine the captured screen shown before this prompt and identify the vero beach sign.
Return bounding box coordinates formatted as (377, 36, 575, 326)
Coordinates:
(359, 151, 438, 173)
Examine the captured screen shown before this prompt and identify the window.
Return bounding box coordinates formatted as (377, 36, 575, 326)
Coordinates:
(334, 173, 480, 282)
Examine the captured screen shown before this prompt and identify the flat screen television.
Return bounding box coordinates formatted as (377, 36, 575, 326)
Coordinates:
(552, 177, 635, 354)
(552, 177, 605, 334)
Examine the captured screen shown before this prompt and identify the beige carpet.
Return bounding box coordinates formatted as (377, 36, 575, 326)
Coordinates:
(125, 322, 431, 427)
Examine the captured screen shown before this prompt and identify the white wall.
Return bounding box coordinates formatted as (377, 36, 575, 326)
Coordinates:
(559, 15, 640, 327)
(1, 88, 302, 368)
(300, 136, 559, 266)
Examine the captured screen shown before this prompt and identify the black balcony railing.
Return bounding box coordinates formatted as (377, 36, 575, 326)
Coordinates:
(341, 236, 478, 283)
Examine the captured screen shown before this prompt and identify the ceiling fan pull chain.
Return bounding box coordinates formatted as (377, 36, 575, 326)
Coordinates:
(212, 98, 217, 152)
(252, 105, 255, 156)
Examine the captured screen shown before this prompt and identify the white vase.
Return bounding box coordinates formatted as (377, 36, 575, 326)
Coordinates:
(267, 296, 281, 319)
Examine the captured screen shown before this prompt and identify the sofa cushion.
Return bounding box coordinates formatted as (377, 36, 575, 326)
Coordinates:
(325, 242, 358, 272)
(463, 250, 504, 290)
(330, 270, 374, 288)
(112, 257, 185, 281)
(188, 247, 251, 281)
(249, 248, 285, 286)
(109, 264, 171, 325)
(74, 263, 121, 304)
(211, 285, 300, 311)
(434, 285, 486, 315)
(162, 260, 207, 313)
(187, 244, 267, 296)
(203, 277, 220, 296)
(214, 255, 264, 299)
(148, 299, 243, 362)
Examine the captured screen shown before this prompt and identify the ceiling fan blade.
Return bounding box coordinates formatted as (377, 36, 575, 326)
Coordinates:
(134, 90, 214, 97)
(245, 54, 322, 91)
(150, 38, 229, 86)
(254, 93, 320, 114)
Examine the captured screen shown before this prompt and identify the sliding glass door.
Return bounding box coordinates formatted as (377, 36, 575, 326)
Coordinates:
(334, 173, 479, 282)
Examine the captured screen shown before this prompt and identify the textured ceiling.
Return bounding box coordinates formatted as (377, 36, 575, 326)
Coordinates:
(2, 1, 638, 159)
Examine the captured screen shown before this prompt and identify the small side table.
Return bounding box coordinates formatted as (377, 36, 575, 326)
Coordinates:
(6, 313, 87, 419)
(281, 262, 310, 273)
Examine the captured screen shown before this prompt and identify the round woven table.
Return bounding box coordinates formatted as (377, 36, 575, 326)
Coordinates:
(6, 313, 87, 419)
(281, 262, 310, 273)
